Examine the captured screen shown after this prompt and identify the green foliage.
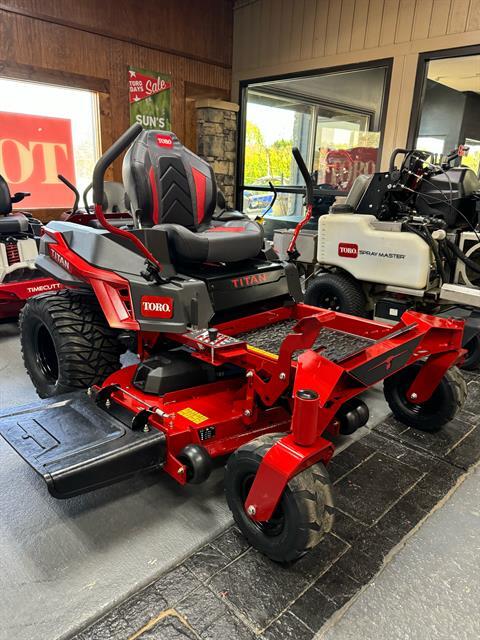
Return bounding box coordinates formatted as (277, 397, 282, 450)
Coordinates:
(244, 121, 292, 185)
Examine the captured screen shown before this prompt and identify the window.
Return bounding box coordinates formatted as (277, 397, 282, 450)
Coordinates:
(0, 77, 100, 208)
(412, 49, 480, 176)
(238, 63, 390, 229)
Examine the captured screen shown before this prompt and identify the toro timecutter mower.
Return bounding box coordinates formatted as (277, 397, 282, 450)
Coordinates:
(0, 176, 63, 319)
(274, 147, 480, 369)
(0, 125, 468, 562)
(0, 172, 130, 320)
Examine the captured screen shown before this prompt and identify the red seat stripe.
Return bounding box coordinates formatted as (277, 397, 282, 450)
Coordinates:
(149, 165, 159, 224)
(192, 167, 207, 224)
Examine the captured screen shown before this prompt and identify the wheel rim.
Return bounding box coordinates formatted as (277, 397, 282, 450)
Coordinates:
(398, 370, 443, 416)
(241, 473, 285, 537)
(317, 292, 341, 311)
(34, 323, 59, 384)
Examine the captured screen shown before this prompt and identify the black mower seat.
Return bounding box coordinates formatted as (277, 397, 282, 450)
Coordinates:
(123, 130, 264, 263)
(159, 217, 263, 262)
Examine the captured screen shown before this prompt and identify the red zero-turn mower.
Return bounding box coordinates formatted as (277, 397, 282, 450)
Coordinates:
(0, 177, 63, 318)
(0, 125, 468, 562)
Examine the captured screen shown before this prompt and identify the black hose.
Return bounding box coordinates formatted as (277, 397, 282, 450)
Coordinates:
(405, 223, 447, 283)
(445, 237, 480, 275)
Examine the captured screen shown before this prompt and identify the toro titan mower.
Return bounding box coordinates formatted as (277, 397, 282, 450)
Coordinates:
(273, 147, 480, 369)
(0, 125, 467, 562)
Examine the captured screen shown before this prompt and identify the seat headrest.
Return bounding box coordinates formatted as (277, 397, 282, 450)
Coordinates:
(0, 176, 12, 215)
(122, 130, 217, 229)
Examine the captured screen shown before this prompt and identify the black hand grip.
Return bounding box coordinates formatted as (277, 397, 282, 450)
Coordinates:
(93, 123, 142, 205)
(292, 147, 313, 205)
(57, 174, 79, 212)
(389, 148, 412, 174)
(82, 182, 92, 211)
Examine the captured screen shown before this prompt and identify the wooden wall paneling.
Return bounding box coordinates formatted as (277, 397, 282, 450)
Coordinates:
(448, 0, 471, 33)
(232, 1, 249, 73)
(266, 0, 282, 67)
(350, 0, 370, 51)
(279, 0, 295, 64)
(337, 0, 356, 54)
(325, 0, 342, 56)
(258, 0, 273, 68)
(364, 0, 385, 49)
(300, 0, 317, 60)
(467, 0, 480, 30)
(411, 0, 434, 40)
(428, 0, 451, 37)
(311, 0, 328, 58)
(379, 0, 400, 46)
(0, 2, 232, 218)
(0, 0, 233, 67)
(290, 0, 306, 62)
(395, 0, 415, 43)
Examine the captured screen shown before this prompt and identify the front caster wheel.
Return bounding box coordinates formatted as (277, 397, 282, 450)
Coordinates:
(383, 363, 466, 433)
(225, 434, 334, 563)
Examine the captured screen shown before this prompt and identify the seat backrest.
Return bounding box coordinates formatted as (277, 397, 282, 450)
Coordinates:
(0, 175, 12, 216)
(123, 130, 217, 229)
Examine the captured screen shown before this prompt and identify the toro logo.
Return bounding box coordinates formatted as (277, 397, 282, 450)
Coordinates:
(141, 296, 174, 318)
(156, 134, 173, 148)
(338, 242, 358, 258)
(48, 245, 72, 272)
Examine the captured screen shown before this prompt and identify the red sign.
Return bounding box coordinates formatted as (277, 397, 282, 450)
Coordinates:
(338, 242, 358, 258)
(0, 111, 76, 208)
(129, 70, 172, 104)
(141, 296, 174, 318)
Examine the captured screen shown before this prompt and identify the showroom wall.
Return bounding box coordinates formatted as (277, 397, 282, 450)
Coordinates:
(0, 0, 232, 211)
(232, 0, 480, 169)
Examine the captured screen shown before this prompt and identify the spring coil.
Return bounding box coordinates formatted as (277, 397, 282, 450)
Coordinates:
(4, 241, 20, 265)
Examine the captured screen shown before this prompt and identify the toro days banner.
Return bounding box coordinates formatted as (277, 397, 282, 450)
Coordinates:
(129, 66, 172, 131)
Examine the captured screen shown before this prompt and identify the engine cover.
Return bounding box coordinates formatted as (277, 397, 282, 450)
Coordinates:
(317, 214, 432, 290)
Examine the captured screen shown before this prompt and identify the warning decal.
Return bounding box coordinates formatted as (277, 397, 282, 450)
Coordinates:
(178, 407, 209, 424)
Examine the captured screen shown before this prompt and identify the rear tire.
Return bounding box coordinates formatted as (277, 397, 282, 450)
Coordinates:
(20, 290, 123, 398)
(225, 434, 334, 562)
(383, 363, 466, 433)
(305, 272, 366, 316)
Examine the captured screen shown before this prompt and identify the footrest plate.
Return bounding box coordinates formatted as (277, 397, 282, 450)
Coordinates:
(0, 393, 166, 498)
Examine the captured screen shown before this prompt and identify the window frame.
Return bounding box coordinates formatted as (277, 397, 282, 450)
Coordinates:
(235, 58, 393, 210)
(0, 60, 110, 219)
(407, 45, 480, 151)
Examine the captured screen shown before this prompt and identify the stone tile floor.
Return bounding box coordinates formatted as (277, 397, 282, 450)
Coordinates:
(74, 374, 480, 640)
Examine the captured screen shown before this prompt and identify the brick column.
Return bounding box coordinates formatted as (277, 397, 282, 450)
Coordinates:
(195, 99, 239, 207)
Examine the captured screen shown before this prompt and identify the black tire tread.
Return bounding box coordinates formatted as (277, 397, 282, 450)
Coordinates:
(20, 289, 123, 397)
(305, 271, 366, 317)
(225, 433, 334, 562)
(384, 364, 466, 432)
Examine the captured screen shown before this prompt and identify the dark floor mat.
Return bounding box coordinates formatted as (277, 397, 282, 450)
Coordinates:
(236, 319, 373, 362)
